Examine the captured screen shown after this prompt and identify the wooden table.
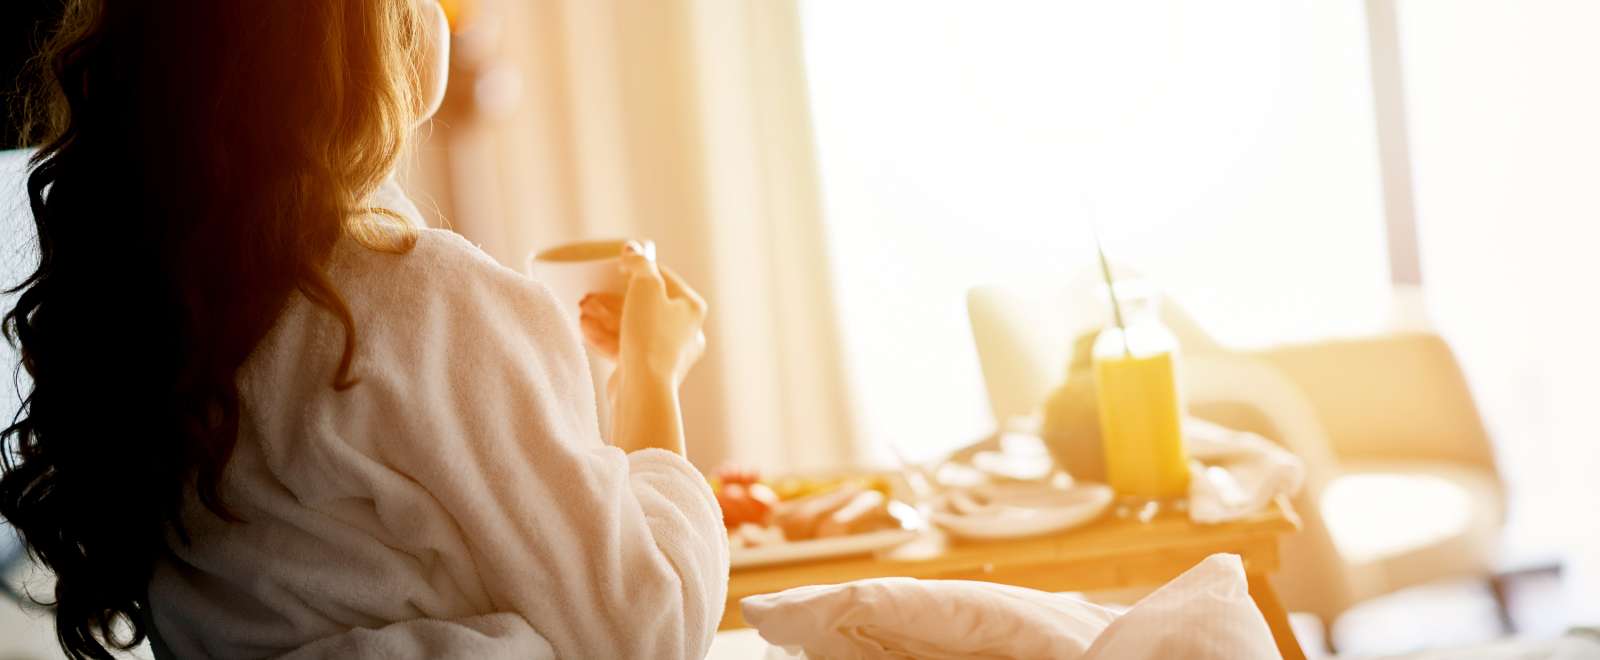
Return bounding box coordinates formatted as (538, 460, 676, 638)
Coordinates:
(723, 496, 1306, 660)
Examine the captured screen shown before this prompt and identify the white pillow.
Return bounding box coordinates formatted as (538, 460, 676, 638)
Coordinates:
(1083, 553, 1279, 660)
(740, 553, 1277, 660)
(741, 577, 1117, 660)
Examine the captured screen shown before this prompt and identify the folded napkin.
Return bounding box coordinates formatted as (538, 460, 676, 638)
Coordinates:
(1185, 419, 1305, 523)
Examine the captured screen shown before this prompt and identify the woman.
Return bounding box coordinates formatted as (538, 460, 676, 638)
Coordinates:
(0, 1, 727, 659)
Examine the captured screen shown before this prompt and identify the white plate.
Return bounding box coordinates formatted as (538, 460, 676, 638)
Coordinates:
(730, 527, 921, 569)
(929, 482, 1114, 540)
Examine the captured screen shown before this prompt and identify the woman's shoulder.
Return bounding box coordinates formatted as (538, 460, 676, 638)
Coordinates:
(409, 226, 497, 266)
(335, 227, 554, 313)
(388, 227, 519, 287)
(320, 227, 584, 365)
(321, 227, 588, 386)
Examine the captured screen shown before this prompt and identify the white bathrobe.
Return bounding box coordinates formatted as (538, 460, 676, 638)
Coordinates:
(148, 207, 728, 658)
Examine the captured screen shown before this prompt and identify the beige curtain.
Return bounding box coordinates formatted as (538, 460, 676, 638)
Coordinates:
(403, 0, 860, 473)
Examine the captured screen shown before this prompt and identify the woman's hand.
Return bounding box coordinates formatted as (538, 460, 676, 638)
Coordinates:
(578, 241, 707, 454)
(579, 241, 706, 388)
(619, 241, 707, 387)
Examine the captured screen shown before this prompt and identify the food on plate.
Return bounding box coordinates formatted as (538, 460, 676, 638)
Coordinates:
(728, 522, 787, 549)
(715, 479, 779, 530)
(815, 489, 895, 538)
(714, 463, 761, 488)
(768, 473, 891, 502)
(708, 464, 912, 548)
(772, 484, 909, 541)
(772, 484, 864, 540)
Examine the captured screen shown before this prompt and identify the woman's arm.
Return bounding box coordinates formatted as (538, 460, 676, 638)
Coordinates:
(612, 374, 686, 454)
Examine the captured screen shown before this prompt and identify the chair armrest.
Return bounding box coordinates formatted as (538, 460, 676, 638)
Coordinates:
(1183, 353, 1342, 493)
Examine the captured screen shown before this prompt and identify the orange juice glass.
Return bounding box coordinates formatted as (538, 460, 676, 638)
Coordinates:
(1091, 284, 1190, 502)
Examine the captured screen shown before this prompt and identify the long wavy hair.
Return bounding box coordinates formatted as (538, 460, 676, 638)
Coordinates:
(0, 1, 429, 657)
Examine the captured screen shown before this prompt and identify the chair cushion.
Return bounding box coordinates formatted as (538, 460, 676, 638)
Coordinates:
(1320, 460, 1502, 581)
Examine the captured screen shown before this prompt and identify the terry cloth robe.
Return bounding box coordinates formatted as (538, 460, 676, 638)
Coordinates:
(149, 190, 727, 659)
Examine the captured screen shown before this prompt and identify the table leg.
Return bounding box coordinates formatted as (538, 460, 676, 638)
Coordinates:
(1247, 571, 1306, 660)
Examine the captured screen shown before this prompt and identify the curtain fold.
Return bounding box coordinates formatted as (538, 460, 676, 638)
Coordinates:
(404, 0, 860, 472)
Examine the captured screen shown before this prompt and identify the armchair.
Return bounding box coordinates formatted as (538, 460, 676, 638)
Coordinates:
(967, 284, 1507, 628)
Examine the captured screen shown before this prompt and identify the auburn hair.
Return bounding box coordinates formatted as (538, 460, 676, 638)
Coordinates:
(0, 1, 428, 657)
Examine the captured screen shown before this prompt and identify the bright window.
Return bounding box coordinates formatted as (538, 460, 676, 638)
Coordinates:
(1398, 0, 1600, 606)
(799, 1, 1392, 460)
